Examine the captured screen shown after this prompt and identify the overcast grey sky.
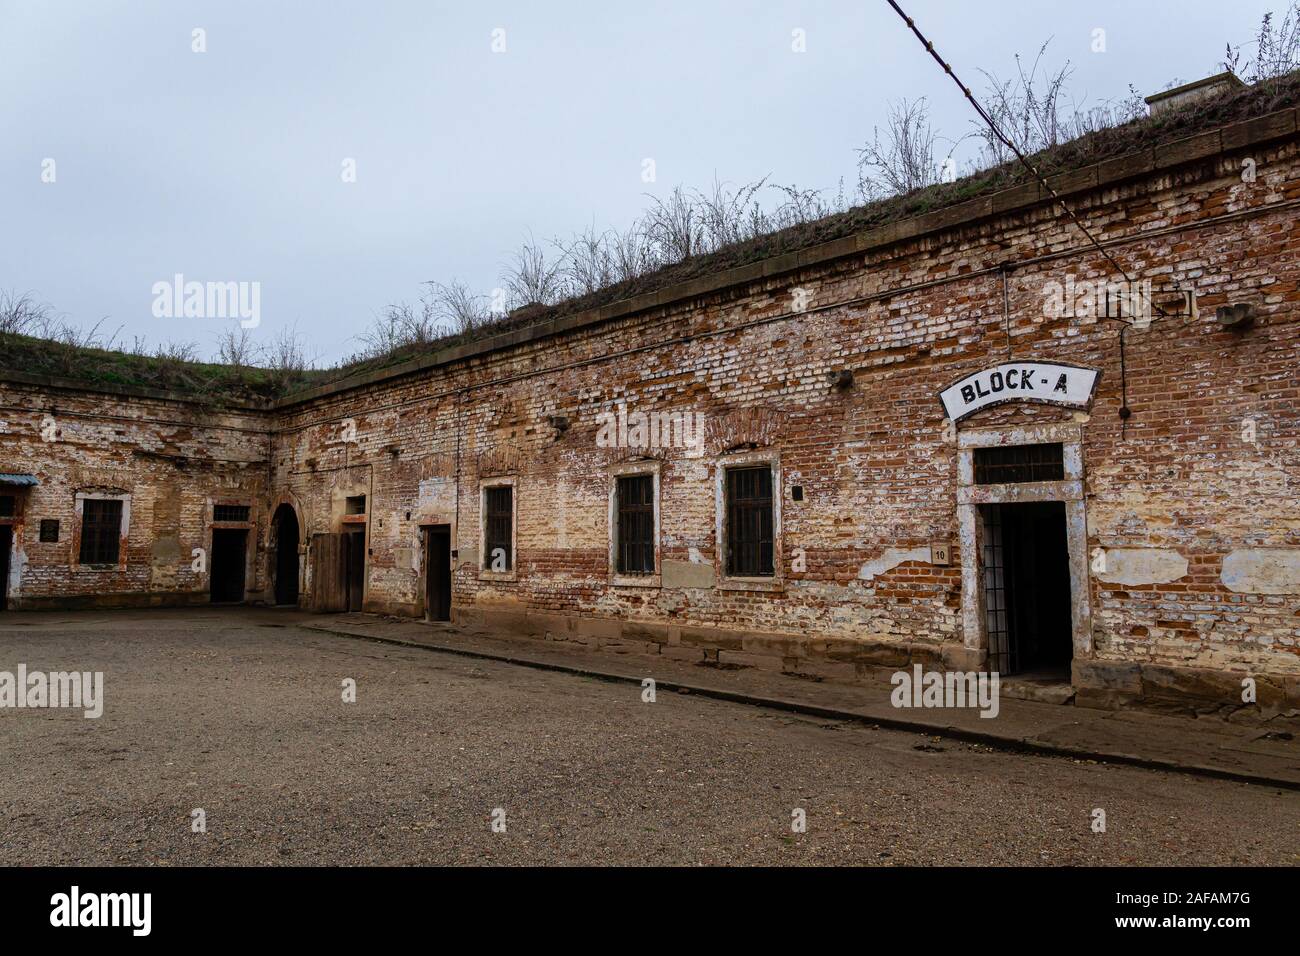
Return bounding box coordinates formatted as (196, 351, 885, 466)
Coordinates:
(1, 0, 1282, 365)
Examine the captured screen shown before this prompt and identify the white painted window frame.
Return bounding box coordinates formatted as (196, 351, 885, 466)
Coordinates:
(608, 460, 662, 588)
(74, 490, 131, 569)
(715, 450, 783, 593)
(478, 476, 518, 582)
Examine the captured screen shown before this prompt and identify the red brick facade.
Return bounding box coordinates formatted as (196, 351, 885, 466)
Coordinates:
(0, 380, 267, 607)
(4, 108, 1300, 712)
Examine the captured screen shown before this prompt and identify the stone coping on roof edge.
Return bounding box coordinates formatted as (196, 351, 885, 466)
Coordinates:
(0, 367, 269, 412)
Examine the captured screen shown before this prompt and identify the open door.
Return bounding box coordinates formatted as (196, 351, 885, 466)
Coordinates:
(210, 528, 248, 603)
(343, 529, 365, 612)
(981, 501, 1072, 677)
(273, 504, 300, 606)
(425, 524, 451, 621)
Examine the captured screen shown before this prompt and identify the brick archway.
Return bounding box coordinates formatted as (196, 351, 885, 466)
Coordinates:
(267, 493, 305, 607)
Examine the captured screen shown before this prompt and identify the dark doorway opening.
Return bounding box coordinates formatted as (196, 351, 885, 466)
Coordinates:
(273, 504, 300, 606)
(425, 524, 452, 621)
(343, 529, 365, 612)
(981, 501, 1072, 677)
(0, 525, 11, 611)
(211, 528, 248, 603)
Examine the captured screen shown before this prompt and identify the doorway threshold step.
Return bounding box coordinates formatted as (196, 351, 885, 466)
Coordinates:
(1000, 677, 1076, 706)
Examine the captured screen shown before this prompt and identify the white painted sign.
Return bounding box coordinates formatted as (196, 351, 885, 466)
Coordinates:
(939, 362, 1099, 422)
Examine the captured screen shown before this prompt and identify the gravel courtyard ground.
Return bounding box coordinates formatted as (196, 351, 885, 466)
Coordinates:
(1, 608, 1297, 866)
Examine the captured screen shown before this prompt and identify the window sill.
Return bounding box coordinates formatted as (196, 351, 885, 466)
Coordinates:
(478, 570, 518, 583)
(717, 576, 783, 593)
(611, 574, 661, 589)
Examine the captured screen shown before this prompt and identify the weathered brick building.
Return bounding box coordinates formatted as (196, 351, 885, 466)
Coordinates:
(4, 103, 1300, 714)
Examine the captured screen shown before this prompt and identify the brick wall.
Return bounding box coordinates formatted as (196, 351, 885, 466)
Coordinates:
(5, 113, 1300, 710)
(269, 133, 1298, 688)
(0, 379, 269, 607)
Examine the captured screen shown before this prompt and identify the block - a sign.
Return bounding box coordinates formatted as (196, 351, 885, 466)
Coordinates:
(939, 362, 1100, 423)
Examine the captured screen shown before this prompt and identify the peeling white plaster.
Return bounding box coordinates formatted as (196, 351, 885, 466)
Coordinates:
(1221, 548, 1300, 594)
(417, 477, 449, 505)
(415, 478, 455, 524)
(858, 546, 929, 581)
(662, 558, 715, 589)
(1096, 548, 1188, 585)
(6, 541, 25, 599)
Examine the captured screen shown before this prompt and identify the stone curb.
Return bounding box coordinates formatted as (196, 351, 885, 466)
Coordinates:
(302, 622, 1300, 793)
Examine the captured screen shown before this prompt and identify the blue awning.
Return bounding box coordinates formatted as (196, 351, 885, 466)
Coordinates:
(0, 474, 38, 486)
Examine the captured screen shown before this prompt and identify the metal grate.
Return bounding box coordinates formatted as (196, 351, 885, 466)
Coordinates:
(79, 499, 123, 565)
(981, 505, 1013, 674)
(483, 486, 513, 571)
(726, 466, 774, 577)
(616, 474, 655, 574)
(213, 504, 251, 522)
(974, 443, 1064, 485)
(344, 495, 367, 515)
(39, 519, 59, 543)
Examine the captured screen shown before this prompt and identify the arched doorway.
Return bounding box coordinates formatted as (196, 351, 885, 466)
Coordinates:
(272, 503, 300, 606)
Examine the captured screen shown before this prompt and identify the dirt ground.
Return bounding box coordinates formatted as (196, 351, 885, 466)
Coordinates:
(1, 608, 1296, 866)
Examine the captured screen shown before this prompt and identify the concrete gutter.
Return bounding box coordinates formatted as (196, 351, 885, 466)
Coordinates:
(302, 617, 1300, 792)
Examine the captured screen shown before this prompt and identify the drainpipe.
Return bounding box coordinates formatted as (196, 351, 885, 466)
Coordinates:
(1000, 263, 1013, 359)
(453, 385, 465, 619)
(366, 460, 375, 612)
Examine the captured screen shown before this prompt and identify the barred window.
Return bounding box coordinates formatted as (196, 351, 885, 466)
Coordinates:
(725, 466, 774, 577)
(0, 495, 13, 517)
(213, 504, 251, 522)
(483, 486, 513, 571)
(39, 519, 60, 542)
(79, 499, 123, 565)
(616, 474, 655, 575)
(973, 443, 1064, 484)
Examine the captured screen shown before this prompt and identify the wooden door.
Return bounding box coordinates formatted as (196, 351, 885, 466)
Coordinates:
(310, 533, 346, 612)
